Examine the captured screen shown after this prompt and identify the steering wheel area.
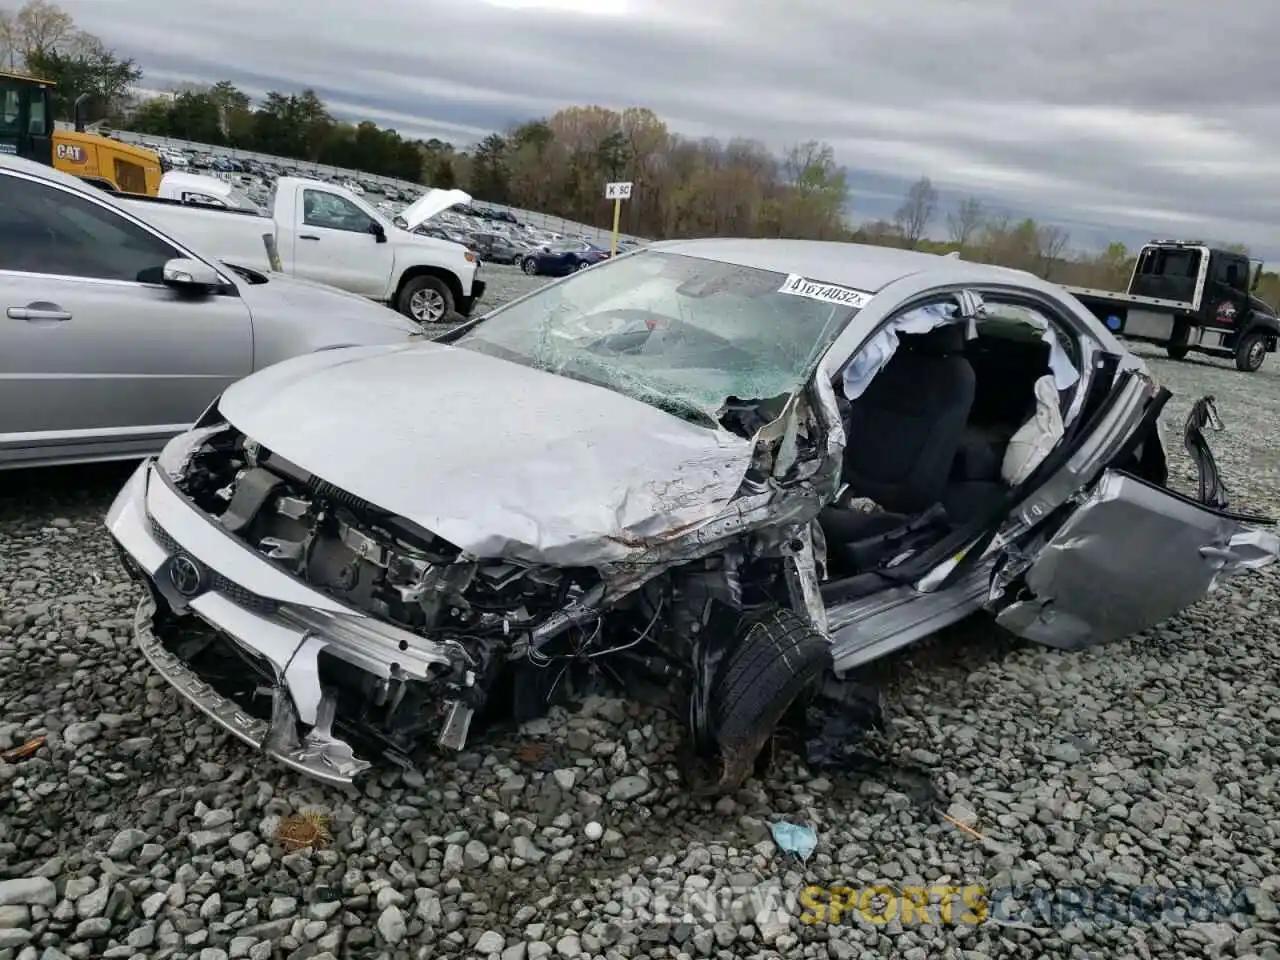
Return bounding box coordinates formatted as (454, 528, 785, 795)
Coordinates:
(580, 309, 755, 364)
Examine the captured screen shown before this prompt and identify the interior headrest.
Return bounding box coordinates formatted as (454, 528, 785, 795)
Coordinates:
(900, 322, 967, 355)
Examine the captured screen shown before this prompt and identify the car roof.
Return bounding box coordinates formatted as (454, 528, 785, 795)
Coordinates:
(644, 237, 1039, 293)
(0, 153, 102, 193)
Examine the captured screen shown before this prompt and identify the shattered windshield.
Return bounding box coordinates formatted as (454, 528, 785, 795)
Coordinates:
(454, 251, 861, 423)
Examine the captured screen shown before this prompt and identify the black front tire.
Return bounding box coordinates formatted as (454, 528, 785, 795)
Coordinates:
(709, 608, 831, 790)
(1166, 321, 1190, 360)
(522, 257, 538, 275)
(1235, 331, 1268, 372)
(396, 275, 455, 325)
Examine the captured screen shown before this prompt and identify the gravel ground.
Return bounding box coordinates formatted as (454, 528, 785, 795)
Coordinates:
(2, 290, 1279, 960)
(475, 264, 546, 314)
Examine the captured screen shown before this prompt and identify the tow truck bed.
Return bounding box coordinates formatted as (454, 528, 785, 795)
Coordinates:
(1063, 286, 1194, 311)
(1062, 240, 1277, 372)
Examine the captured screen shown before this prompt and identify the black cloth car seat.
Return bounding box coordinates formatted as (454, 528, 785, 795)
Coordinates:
(820, 322, 977, 572)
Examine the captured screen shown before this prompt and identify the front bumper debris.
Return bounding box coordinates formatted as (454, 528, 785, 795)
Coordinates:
(105, 457, 470, 785)
(131, 595, 368, 785)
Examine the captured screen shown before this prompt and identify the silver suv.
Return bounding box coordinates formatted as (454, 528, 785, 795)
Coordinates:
(0, 156, 420, 470)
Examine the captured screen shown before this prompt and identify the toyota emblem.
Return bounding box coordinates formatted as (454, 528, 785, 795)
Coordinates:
(168, 554, 204, 598)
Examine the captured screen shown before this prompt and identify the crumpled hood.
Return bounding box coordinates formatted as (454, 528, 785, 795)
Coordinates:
(233, 269, 420, 336)
(216, 341, 753, 565)
(399, 188, 472, 231)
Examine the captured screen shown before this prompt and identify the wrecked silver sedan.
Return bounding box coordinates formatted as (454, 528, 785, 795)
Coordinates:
(105, 239, 1280, 789)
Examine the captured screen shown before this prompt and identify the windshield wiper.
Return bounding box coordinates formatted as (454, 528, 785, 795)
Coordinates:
(650, 394, 721, 429)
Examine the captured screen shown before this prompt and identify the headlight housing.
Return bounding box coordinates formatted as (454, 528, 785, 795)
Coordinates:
(156, 425, 228, 481)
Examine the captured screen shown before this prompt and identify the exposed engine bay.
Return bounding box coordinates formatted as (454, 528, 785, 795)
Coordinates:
(164, 422, 814, 779)
(183, 431, 590, 646)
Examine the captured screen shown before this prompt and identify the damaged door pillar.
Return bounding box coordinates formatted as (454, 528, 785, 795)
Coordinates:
(782, 523, 829, 637)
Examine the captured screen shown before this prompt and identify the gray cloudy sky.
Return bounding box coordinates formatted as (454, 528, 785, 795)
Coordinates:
(58, 0, 1280, 255)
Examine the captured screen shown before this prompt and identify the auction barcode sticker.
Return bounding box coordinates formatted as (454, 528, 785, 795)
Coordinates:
(778, 274, 873, 309)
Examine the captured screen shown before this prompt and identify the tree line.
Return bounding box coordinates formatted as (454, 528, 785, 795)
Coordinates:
(1, 0, 141, 120)
(126, 84, 430, 183)
(4, 0, 1275, 302)
(866, 176, 1280, 306)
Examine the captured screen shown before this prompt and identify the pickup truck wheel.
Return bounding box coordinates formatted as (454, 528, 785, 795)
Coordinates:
(708, 607, 831, 790)
(1235, 331, 1268, 372)
(398, 276, 454, 325)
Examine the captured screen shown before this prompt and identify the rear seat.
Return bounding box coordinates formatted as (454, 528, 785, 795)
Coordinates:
(944, 424, 1010, 524)
(940, 336, 1049, 523)
(952, 424, 1010, 484)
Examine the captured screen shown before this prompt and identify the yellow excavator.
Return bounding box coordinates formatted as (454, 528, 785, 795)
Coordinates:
(0, 69, 163, 195)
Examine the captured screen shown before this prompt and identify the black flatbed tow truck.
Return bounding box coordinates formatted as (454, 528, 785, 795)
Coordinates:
(1065, 240, 1280, 372)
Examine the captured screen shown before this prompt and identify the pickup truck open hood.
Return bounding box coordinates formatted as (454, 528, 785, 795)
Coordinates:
(399, 188, 472, 231)
(215, 341, 752, 566)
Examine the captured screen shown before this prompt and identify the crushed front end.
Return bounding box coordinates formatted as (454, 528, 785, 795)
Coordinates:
(105, 419, 601, 785)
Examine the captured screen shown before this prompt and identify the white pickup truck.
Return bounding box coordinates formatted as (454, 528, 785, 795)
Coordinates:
(117, 177, 485, 325)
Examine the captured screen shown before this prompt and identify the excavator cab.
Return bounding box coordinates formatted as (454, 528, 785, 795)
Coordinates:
(0, 69, 55, 164)
(0, 70, 161, 195)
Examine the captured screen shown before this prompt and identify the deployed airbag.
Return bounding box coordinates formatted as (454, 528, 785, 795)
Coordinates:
(842, 302, 1080, 402)
(1002, 374, 1065, 484)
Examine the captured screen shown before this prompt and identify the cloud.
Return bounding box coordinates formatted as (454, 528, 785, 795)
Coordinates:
(57, 0, 1280, 255)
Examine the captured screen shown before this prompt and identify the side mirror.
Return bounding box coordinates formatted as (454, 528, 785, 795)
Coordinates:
(370, 221, 387, 243)
(162, 258, 223, 296)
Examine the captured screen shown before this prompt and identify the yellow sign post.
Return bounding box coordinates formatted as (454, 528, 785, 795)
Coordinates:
(604, 181, 633, 257)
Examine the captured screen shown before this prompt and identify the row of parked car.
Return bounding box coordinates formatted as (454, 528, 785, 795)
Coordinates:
(137, 150, 645, 277)
(130, 140, 647, 275)
(0, 154, 430, 470)
(415, 205, 644, 275)
(134, 141, 426, 209)
(422, 223, 632, 277)
(170, 165, 642, 278)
